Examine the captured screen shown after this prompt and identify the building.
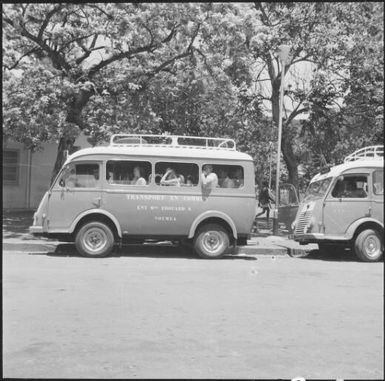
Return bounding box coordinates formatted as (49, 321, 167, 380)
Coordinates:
(3, 133, 92, 210)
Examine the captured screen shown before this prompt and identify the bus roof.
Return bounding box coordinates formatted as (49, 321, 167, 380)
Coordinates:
(311, 159, 383, 182)
(65, 145, 254, 164)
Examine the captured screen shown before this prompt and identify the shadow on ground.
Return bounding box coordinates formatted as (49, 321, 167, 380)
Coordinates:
(297, 248, 369, 262)
(3, 211, 35, 240)
(29, 243, 258, 261)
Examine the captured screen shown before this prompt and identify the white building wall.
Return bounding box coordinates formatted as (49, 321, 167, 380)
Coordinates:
(3, 133, 93, 210)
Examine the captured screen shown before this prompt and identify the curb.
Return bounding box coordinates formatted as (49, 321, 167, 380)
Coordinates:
(236, 245, 288, 256)
(3, 241, 62, 253)
(3, 240, 292, 256)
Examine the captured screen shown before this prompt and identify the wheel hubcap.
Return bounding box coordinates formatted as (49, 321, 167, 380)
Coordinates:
(202, 231, 223, 255)
(364, 234, 381, 258)
(83, 228, 107, 254)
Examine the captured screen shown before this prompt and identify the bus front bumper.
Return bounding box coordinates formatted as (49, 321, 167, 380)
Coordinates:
(293, 233, 350, 245)
(29, 225, 45, 236)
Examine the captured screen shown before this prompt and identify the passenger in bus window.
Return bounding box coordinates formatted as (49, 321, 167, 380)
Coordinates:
(185, 175, 194, 186)
(161, 168, 184, 186)
(107, 171, 114, 184)
(222, 171, 235, 188)
(131, 166, 147, 186)
(201, 164, 218, 189)
(233, 167, 244, 188)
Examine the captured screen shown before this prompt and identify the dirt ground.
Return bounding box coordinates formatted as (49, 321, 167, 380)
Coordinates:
(3, 248, 383, 379)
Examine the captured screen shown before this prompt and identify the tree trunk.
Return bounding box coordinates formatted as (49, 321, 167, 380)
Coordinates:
(271, 78, 299, 190)
(50, 136, 76, 185)
(50, 88, 93, 185)
(281, 132, 299, 190)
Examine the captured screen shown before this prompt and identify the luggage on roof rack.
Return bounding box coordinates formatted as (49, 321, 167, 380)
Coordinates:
(109, 134, 236, 151)
(344, 145, 384, 162)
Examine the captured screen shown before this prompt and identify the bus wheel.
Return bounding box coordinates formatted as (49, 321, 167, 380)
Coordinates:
(75, 221, 114, 258)
(353, 229, 383, 262)
(194, 223, 230, 259)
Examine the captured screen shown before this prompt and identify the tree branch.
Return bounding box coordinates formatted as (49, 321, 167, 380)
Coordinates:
(37, 4, 64, 40)
(254, 2, 271, 26)
(4, 47, 40, 70)
(87, 43, 157, 77)
(76, 45, 106, 65)
(285, 106, 308, 127)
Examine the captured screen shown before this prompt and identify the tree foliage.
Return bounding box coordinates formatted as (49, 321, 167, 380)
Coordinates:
(3, 3, 383, 189)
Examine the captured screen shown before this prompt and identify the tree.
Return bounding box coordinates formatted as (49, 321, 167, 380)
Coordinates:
(3, 3, 203, 182)
(196, 2, 383, 189)
(299, 2, 384, 170)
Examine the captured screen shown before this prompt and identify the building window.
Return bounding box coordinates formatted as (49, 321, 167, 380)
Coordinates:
(3, 150, 19, 185)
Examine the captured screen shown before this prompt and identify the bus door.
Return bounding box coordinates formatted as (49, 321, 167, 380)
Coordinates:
(278, 183, 299, 233)
(47, 162, 103, 231)
(323, 173, 371, 236)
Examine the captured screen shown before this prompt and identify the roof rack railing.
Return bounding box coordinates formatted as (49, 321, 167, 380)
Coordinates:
(344, 145, 384, 162)
(109, 133, 236, 150)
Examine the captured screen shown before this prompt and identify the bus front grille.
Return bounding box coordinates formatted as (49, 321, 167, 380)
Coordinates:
(295, 211, 312, 235)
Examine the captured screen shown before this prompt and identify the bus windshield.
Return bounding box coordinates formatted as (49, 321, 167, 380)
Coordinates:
(304, 178, 332, 201)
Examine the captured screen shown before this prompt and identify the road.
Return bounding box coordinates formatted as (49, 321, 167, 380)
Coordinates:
(3, 246, 383, 379)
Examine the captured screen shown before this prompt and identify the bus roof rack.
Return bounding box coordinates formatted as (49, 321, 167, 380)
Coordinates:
(109, 134, 236, 151)
(344, 145, 384, 163)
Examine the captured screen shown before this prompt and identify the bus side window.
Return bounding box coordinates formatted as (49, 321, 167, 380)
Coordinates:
(106, 160, 151, 186)
(59, 163, 99, 188)
(75, 163, 100, 188)
(373, 170, 384, 195)
(332, 175, 368, 198)
(155, 162, 199, 187)
(207, 164, 244, 188)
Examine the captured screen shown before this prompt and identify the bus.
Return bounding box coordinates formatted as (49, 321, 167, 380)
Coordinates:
(292, 146, 384, 262)
(30, 134, 257, 258)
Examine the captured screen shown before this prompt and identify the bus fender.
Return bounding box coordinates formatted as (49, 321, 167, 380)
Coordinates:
(69, 209, 123, 238)
(188, 210, 238, 239)
(345, 218, 384, 240)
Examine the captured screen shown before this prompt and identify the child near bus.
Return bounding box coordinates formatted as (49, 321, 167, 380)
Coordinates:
(255, 180, 275, 223)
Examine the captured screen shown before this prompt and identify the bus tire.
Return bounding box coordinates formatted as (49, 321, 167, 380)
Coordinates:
(75, 221, 115, 258)
(353, 229, 383, 262)
(193, 223, 229, 259)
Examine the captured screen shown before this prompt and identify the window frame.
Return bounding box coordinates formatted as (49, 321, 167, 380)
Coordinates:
(54, 161, 102, 189)
(330, 173, 369, 199)
(3, 149, 20, 185)
(372, 169, 384, 196)
(154, 160, 200, 188)
(105, 159, 152, 187)
(202, 163, 245, 190)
